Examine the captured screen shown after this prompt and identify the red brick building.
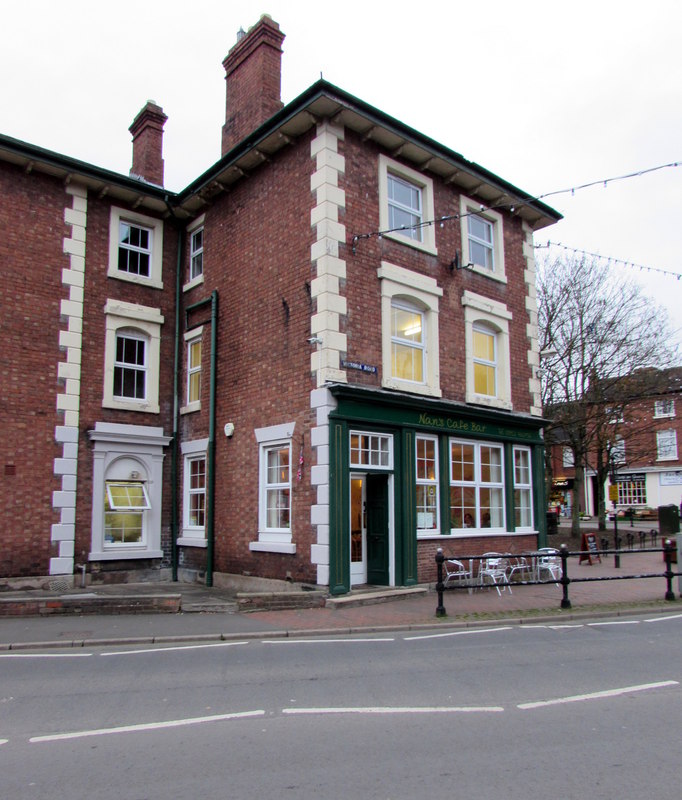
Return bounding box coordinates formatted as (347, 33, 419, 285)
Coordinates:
(0, 16, 560, 592)
(548, 368, 682, 519)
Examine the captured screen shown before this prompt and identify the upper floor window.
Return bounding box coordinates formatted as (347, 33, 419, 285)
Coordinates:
(387, 174, 422, 241)
(462, 291, 512, 410)
(460, 197, 505, 282)
(611, 436, 626, 464)
(379, 155, 436, 254)
(562, 447, 575, 468)
(190, 227, 204, 281)
(118, 221, 152, 277)
(657, 429, 678, 461)
(103, 300, 164, 414)
(654, 399, 675, 418)
(416, 435, 439, 535)
(467, 214, 494, 271)
(391, 301, 425, 384)
(472, 323, 497, 397)
(378, 262, 442, 399)
(108, 207, 163, 289)
(114, 332, 147, 401)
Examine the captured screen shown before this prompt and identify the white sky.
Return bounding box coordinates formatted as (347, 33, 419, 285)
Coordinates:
(3, 0, 680, 350)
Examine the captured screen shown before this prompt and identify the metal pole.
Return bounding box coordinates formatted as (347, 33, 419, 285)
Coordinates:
(435, 548, 446, 617)
(663, 539, 676, 601)
(559, 543, 571, 609)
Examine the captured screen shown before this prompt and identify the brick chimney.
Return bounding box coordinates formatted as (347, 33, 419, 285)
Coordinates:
(221, 15, 285, 156)
(129, 101, 168, 186)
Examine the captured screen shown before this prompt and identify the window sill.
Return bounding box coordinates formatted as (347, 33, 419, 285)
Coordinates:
(103, 398, 160, 414)
(382, 229, 437, 256)
(249, 541, 297, 555)
(382, 378, 442, 398)
(180, 402, 201, 415)
(183, 275, 204, 293)
(466, 394, 513, 411)
(177, 535, 207, 548)
(470, 265, 507, 284)
(108, 271, 163, 290)
(89, 549, 164, 561)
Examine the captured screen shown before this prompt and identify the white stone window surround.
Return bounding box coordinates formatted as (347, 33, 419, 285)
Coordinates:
(178, 437, 209, 547)
(184, 214, 206, 292)
(459, 196, 506, 283)
(378, 262, 442, 398)
(103, 300, 164, 414)
(180, 326, 203, 415)
(462, 291, 512, 410)
(108, 206, 164, 289)
(657, 429, 678, 461)
(654, 399, 675, 419)
(88, 422, 171, 561)
(378, 155, 437, 255)
(250, 422, 297, 554)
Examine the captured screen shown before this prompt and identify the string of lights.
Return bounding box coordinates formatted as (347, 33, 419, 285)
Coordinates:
(349, 160, 681, 254)
(534, 241, 682, 281)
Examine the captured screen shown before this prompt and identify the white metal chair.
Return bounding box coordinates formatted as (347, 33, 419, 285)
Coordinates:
(479, 553, 510, 596)
(506, 555, 530, 584)
(536, 547, 561, 584)
(443, 559, 474, 593)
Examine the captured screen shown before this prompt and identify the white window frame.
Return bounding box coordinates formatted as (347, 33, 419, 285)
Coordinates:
(88, 422, 171, 561)
(184, 215, 206, 292)
(181, 327, 203, 414)
(562, 447, 575, 468)
(618, 478, 647, 506)
(449, 439, 506, 536)
(350, 431, 394, 470)
(416, 434, 440, 536)
(378, 262, 442, 398)
(251, 422, 296, 554)
(472, 322, 497, 398)
(654, 399, 675, 419)
(459, 196, 506, 283)
(513, 446, 534, 532)
(611, 436, 626, 465)
(178, 438, 209, 546)
(108, 206, 163, 289)
(103, 300, 163, 414)
(462, 291, 512, 410)
(113, 331, 147, 402)
(657, 429, 678, 461)
(391, 299, 426, 386)
(379, 155, 436, 255)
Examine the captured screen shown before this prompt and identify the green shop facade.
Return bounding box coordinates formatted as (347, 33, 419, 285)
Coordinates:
(325, 385, 548, 595)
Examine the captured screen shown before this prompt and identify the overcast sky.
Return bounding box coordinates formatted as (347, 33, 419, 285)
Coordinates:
(3, 0, 680, 349)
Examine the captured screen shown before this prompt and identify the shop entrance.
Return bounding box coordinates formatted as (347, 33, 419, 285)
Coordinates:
(350, 473, 389, 586)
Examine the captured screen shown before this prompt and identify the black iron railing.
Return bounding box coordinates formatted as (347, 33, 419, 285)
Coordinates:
(435, 540, 680, 617)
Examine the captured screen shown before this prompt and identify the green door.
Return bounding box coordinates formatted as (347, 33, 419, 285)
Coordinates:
(366, 474, 389, 585)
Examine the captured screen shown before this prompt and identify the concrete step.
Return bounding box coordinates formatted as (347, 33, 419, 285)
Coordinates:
(325, 586, 428, 610)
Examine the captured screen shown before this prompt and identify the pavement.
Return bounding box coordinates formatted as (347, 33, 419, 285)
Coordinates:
(1, 529, 680, 651)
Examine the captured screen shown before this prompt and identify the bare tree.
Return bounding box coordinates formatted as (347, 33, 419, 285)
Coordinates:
(538, 253, 676, 534)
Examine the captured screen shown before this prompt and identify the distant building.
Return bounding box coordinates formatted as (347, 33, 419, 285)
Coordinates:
(548, 368, 682, 517)
(0, 15, 561, 591)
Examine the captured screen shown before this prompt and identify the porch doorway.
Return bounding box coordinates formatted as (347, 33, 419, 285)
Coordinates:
(350, 473, 390, 586)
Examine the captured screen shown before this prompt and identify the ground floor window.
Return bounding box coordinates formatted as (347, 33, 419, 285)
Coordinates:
(416, 435, 439, 533)
(450, 440, 504, 532)
(104, 481, 150, 545)
(513, 446, 533, 531)
(618, 479, 647, 506)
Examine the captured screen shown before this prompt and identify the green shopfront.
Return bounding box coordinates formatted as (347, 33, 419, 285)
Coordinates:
(326, 385, 548, 595)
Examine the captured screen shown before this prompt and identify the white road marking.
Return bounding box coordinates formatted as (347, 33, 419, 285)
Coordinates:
(100, 641, 249, 656)
(518, 680, 679, 710)
(548, 624, 585, 629)
(645, 613, 682, 623)
(405, 626, 512, 641)
(0, 739, 8, 745)
(0, 652, 93, 658)
(263, 638, 395, 644)
(588, 620, 640, 627)
(29, 710, 265, 743)
(282, 705, 504, 715)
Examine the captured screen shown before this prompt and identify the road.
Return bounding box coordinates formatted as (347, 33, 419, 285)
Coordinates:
(2, 613, 681, 799)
